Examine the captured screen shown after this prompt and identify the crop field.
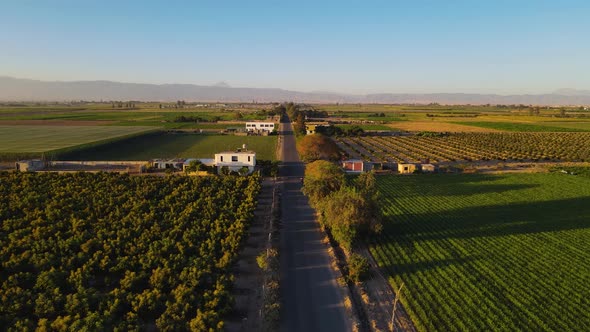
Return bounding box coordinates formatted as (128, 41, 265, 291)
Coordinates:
(337, 132, 590, 163)
(0, 172, 260, 330)
(386, 121, 500, 133)
(61, 132, 278, 161)
(452, 121, 590, 132)
(370, 173, 590, 331)
(0, 125, 155, 159)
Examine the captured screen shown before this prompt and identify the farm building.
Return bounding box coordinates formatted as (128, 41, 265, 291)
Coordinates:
(214, 146, 256, 174)
(398, 163, 417, 174)
(421, 164, 436, 173)
(305, 122, 330, 135)
(152, 159, 185, 170)
(15, 159, 45, 172)
(245, 122, 275, 132)
(342, 159, 373, 173)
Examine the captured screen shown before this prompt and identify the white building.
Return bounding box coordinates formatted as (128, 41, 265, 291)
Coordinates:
(214, 148, 256, 174)
(245, 122, 275, 132)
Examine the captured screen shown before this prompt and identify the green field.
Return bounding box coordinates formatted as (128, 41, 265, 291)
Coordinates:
(0, 125, 155, 157)
(452, 121, 590, 132)
(61, 133, 278, 161)
(371, 173, 590, 331)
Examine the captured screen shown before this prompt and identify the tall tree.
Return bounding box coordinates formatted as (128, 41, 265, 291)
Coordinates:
(296, 134, 341, 162)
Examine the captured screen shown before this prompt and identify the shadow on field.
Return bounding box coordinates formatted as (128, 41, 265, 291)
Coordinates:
(60, 132, 200, 160)
(388, 174, 541, 197)
(379, 255, 481, 275)
(385, 196, 590, 241)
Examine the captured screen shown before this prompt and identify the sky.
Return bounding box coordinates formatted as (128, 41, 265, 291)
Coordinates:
(1, 0, 589, 94)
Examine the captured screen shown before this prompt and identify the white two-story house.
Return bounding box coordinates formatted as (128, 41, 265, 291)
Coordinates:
(214, 148, 256, 174)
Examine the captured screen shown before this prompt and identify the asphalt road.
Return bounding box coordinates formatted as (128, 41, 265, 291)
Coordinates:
(279, 120, 351, 332)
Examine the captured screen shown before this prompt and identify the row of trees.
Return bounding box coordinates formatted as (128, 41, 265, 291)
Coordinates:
(302, 161, 382, 252)
(0, 172, 261, 330)
(315, 125, 365, 137)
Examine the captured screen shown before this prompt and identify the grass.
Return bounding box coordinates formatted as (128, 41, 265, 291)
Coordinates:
(371, 173, 590, 331)
(0, 125, 155, 157)
(61, 132, 278, 161)
(453, 121, 590, 132)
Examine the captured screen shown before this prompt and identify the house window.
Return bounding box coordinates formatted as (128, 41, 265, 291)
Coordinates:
(248, 156, 251, 162)
(404, 167, 408, 171)
(232, 156, 238, 162)
(220, 156, 223, 162)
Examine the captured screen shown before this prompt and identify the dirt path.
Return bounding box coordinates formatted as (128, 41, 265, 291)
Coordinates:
(359, 246, 416, 332)
(225, 179, 276, 332)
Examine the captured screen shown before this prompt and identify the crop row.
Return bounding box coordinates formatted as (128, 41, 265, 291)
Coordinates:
(369, 174, 590, 331)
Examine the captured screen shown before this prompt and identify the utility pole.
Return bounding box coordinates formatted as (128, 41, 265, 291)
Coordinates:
(390, 282, 404, 331)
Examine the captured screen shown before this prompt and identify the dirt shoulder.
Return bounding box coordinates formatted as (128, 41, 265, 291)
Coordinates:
(225, 179, 276, 332)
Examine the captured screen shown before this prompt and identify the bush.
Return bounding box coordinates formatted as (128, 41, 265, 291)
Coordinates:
(348, 253, 370, 283)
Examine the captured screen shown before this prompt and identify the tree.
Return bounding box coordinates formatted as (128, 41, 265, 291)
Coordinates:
(302, 160, 345, 206)
(296, 134, 341, 162)
(318, 186, 373, 250)
(238, 166, 250, 176)
(356, 171, 383, 234)
(184, 160, 202, 173)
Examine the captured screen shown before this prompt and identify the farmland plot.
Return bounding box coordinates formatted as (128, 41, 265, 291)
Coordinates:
(338, 132, 590, 163)
(370, 173, 590, 331)
(0, 125, 155, 159)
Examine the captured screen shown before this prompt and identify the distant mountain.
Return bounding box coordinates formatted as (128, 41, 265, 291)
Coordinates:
(1, 76, 590, 105)
(212, 81, 231, 88)
(553, 88, 590, 96)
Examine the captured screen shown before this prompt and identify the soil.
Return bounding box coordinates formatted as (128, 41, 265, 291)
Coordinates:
(225, 179, 275, 332)
(358, 246, 416, 332)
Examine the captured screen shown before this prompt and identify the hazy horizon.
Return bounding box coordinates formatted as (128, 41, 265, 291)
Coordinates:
(2, 1, 590, 94)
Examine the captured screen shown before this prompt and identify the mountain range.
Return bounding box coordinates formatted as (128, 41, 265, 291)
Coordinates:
(1, 76, 590, 105)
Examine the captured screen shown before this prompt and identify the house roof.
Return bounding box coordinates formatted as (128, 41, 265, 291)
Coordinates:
(215, 150, 256, 155)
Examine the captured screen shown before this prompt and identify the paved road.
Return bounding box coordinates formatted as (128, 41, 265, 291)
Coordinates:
(279, 120, 351, 332)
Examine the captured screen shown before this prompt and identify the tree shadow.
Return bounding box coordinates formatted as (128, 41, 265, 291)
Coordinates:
(384, 196, 590, 241)
(388, 174, 541, 197)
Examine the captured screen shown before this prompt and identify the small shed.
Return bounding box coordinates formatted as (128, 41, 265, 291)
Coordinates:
(421, 164, 436, 173)
(16, 159, 45, 172)
(342, 160, 373, 173)
(398, 163, 416, 174)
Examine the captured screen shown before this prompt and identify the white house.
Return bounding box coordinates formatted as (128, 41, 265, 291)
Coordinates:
(214, 148, 256, 174)
(245, 122, 275, 132)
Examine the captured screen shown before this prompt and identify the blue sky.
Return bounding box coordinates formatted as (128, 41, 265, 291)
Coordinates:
(1, 1, 589, 94)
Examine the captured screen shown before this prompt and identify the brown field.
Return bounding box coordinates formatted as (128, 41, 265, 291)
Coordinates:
(389, 121, 501, 132)
(0, 120, 115, 126)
